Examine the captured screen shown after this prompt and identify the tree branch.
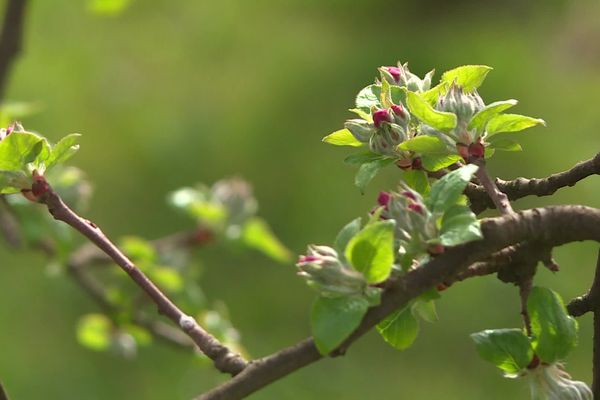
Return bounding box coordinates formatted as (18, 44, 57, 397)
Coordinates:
(467, 152, 600, 214)
(0, 380, 8, 400)
(39, 183, 246, 375)
(0, 0, 27, 100)
(198, 205, 600, 399)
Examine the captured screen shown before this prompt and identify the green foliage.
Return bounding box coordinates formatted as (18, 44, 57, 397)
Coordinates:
(470, 329, 533, 375)
(354, 157, 394, 193)
(376, 306, 419, 351)
(468, 100, 518, 132)
(440, 65, 493, 92)
(241, 217, 292, 263)
(334, 217, 362, 256)
(77, 314, 113, 351)
(426, 164, 478, 214)
(88, 0, 131, 16)
(527, 286, 578, 364)
(439, 205, 483, 246)
(311, 295, 370, 355)
(323, 129, 364, 147)
(406, 91, 457, 132)
(344, 220, 395, 284)
(486, 114, 546, 136)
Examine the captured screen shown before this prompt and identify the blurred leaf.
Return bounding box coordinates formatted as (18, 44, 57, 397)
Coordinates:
(348, 108, 372, 122)
(150, 266, 184, 293)
(77, 314, 112, 351)
(413, 300, 438, 323)
(470, 328, 533, 374)
(468, 100, 518, 131)
(376, 306, 419, 351)
(356, 84, 382, 112)
(354, 157, 394, 193)
(403, 169, 429, 194)
(486, 137, 522, 152)
(241, 217, 291, 263)
(441, 65, 493, 92)
(421, 154, 462, 172)
(486, 114, 546, 136)
(121, 236, 156, 263)
(322, 129, 364, 147)
(334, 217, 362, 256)
(407, 91, 457, 132)
(122, 324, 152, 347)
(88, 0, 131, 16)
(528, 286, 578, 364)
(426, 164, 478, 214)
(311, 295, 369, 355)
(345, 220, 395, 284)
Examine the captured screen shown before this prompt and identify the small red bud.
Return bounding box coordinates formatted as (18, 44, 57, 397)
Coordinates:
(386, 67, 402, 83)
(436, 283, 448, 291)
(31, 174, 49, 198)
(527, 354, 540, 370)
(391, 104, 405, 119)
(411, 157, 423, 170)
(468, 142, 485, 159)
(395, 159, 413, 169)
(377, 191, 392, 207)
(372, 109, 392, 128)
(407, 203, 423, 214)
(428, 243, 445, 255)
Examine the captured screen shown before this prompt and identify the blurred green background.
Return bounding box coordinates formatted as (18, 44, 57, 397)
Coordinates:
(1, 0, 600, 398)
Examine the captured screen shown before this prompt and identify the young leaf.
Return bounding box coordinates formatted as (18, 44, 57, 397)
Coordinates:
(47, 133, 81, 168)
(486, 114, 546, 136)
(345, 220, 395, 284)
(323, 129, 364, 147)
(349, 108, 373, 122)
(311, 295, 370, 355)
(344, 151, 385, 165)
(412, 300, 438, 323)
(527, 286, 578, 364)
(421, 83, 448, 105)
(334, 217, 362, 255)
(441, 65, 493, 92)
(397, 135, 448, 154)
(470, 328, 533, 374)
(354, 157, 394, 193)
(468, 100, 518, 131)
(0, 131, 48, 171)
(486, 137, 522, 152)
(421, 154, 462, 172)
(77, 314, 113, 351)
(241, 217, 291, 263)
(426, 164, 478, 214)
(376, 306, 419, 351)
(439, 205, 483, 246)
(402, 169, 430, 194)
(407, 91, 457, 132)
(356, 84, 382, 112)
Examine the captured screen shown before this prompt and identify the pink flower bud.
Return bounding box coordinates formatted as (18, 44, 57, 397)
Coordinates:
(401, 191, 417, 201)
(372, 109, 392, 128)
(377, 191, 391, 207)
(391, 104, 405, 119)
(408, 203, 423, 214)
(469, 142, 485, 159)
(411, 157, 423, 170)
(386, 67, 402, 83)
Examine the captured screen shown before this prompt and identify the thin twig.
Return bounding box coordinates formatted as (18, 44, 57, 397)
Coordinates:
(473, 158, 514, 215)
(0, 0, 28, 100)
(198, 205, 600, 399)
(39, 182, 246, 375)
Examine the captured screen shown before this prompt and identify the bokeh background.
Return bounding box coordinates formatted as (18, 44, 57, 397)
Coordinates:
(1, 0, 600, 398)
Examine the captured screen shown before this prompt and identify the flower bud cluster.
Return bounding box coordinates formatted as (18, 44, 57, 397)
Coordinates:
(296, 245, 367, 297)
(345, 104, 411, 158)
(378, 63, 434, 93)
(211, 178, 258, 227)
(377, 187, 439, 256)
(437, 84, 484, 126)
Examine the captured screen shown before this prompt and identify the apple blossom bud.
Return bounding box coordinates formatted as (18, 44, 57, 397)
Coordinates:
(373, 108, 392, 128)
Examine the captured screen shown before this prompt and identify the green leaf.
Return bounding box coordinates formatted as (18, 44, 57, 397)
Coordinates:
(344, 151, 385, 165)
(334, 217, 362, 255)
(47, 133, 81, 168)
(413, 300, 438, 323)
(77, 314, 113, 351)
(406, 91, 457, 132)
(421, 154, 462, 172)
(486, 114, 546, 136)
(311, 296, 369, 355)
(345, 220, 395, 284)
(528, 286, 578, 363)
(426, 164, 478, 214)
(0, 131, 47, 171)
(88, 0, 131, 16)
(470, 328, 533, 374)
(441, 65, 493, 92)
(397, 135, 447, 154)
(323, 129, 364, 147)
(122, 324, 152, 347)
(402, 169, 430, 194)
(356, 84, 382, 111)
(348, 108, 373, 122)
(439, 205, 483, 246)
(486, 137, 522, 152)
(376, 306, 419, 351)
(241, 217, 291, 263)
(354, 157, 394, 193)
(468, 100, 518, 131)
(121, 236, 156, 262)
(421, 83, 448, 105)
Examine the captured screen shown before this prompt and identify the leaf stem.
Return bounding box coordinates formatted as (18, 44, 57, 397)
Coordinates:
(39, 181, 247, 375)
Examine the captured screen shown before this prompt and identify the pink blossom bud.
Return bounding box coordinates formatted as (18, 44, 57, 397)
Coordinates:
(408, 203, 423, 214)
(377, 191, 391, 207)
(469, 142, 485, 159)
(372, 109, 392, 128)
(386, 67, 402, 83)
(391, 104, 405, 119)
